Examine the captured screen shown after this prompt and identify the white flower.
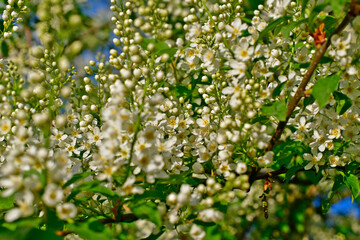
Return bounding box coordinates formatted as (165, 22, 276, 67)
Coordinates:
(186, 23, 202, 40)
(64, 138, 83, 156)
(135, 219, 158, 239)
(87, 127, 102, 146)
(332, 32, 351, 57)
(51, 127, 68, 144)
(216, 160, 235, 177)
(296, 117, 312, 132)
(304, 152, 323, 171)
(0, 102, 12, 116)
(5, 191, 34, 222)
(328, 127, 342, 139)
(197, 146, 211, 163)
(236, 162, 247, 174)
(134, 150, 164, 174)
(228, 60, 247, 78)
(56, 203, 77, 220)
(343, 125, 359, 141)
(257, 151, 274, 167)
(0, 175, 22, 197)
(329, 155, 340, 167)
(0, 118, 11, 135)
(189, 224, 206, 240)
(0, 58, 8, 69)
(309, 130, 329, 152)
(196, 115, 210, 128)
(198, 208, 224, 222)
(341, 80, 360, 100)
(294, 46, 310, 63)
(42, 183, 64, 207)
(234, 38, 254, 61)
(201, 48, 215, 65)
(119, 175, 144, 195)
(225, 18, 247, 37)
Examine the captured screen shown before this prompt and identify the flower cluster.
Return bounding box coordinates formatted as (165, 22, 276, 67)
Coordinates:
(0, 0, 359, 239)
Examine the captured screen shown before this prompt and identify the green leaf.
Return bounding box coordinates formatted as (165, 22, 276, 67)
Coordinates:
(82, 184, 117, 198)
(318, 15, 338, 36)
(2, 218, 42, 231)
(1, 41, 8, 57)
(261, 100, 287, 121)
(333, 91, 352, 115)
(329, 0, 348, 17)
(304, 169, 323, 184)
(157, 48, 177, 57)
(25, 228, 62, 240)
(68, 181, 119, 200)
(173, 86, 191, 99)
(67, 218, 113, 240)
(205, 225, 222, 240)
(322, 172, 358, 213)
(46, 209, 64, 231)
(130, 201, 162, 227)
(271, 140, 307, 170)
(319, 56, 333, 64)
(322, 175, 344, 213)
(140, 39, 177, 57)
(303, 95, 315, 110)
(256, 16, 291, 44)
(0, 227, 20, 240)
(63, 172, 95, 188)
(301, 0, 310, 17)
(0, 194, 14, 210)
(281, 18, 308, 38)
(308, 3, 328, 30)
(312, 74, 340, 108)
(343, 174, 359, 200)
(272, 82, 286, 98)
(345, 162, 360, 174)
(285, 162, 307, 183)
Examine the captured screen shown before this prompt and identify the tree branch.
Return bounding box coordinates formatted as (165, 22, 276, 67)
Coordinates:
(247, 11, 356, 186)
(265, 13, 354, 152)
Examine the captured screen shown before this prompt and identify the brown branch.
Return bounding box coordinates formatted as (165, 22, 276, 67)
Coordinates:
(247, 11, 357, 186)
(265, 13, 354, 152)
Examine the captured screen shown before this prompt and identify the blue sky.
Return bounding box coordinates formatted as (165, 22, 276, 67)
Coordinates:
(82, 0, 111, 17)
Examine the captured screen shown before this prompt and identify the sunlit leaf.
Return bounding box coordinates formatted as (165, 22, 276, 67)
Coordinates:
(312, 74, 340, 108)
(261, 100, 287, 121)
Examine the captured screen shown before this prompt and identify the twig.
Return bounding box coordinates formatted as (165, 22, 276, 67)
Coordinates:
(265, 13, 354, 152)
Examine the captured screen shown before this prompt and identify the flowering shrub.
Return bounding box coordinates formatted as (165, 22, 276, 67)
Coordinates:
(0, 0, 360, 239)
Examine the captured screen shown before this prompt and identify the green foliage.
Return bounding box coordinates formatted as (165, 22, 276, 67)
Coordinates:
(256, 16, 291, 44)
(312, 74, 340, 108)
(24, 228, 63, 240)
(340, 171, 360, 200)
(333, 91, 352, 115)
(130, 200, 162, 227)
(281, 19, 308, 38)
(67, 181, 121, 200)
(271, 141, 307, 170)
(272, 82, 286, 98)
(140, 39, 177, 58)
(328, 0, 352, 17)
(318, 15, 338, 36)
(0, 41, 8, 57)
(261, 100, 287, 121)
(0, 0, 359, 239)
(0, 194, 14, 210)
(63, 172, 95, 188)
(66, 218, 113, 240)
